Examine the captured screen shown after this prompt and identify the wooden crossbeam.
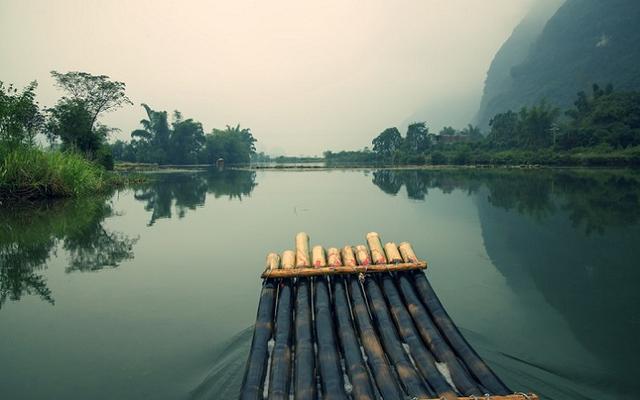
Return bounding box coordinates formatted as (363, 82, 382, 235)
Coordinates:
(261, 261, 427, 278)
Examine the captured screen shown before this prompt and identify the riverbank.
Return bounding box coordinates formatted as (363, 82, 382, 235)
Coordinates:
(0, 146, 145, 202)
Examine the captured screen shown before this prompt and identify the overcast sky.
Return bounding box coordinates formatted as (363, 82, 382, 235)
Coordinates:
(1, 0, 538, 155)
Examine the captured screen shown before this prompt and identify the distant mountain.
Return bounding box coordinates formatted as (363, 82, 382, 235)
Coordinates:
(476, 0, 640, 130)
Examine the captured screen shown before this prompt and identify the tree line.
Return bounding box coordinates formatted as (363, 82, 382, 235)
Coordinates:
(1, 72, 258, 170)
(326, 84, 640, 166)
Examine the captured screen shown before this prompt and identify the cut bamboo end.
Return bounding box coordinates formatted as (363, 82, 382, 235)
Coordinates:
(341, 246, 357, 267)
(266, 253, 281, 270)
(399, 242, 418, 263)
(366, 232, 388, 265)
(383, 242, 403, 263)
(312, 246, 327, 267)
(327, 247, 342, 267)
(281, 250, 295, 269)
(355, 245, 371, 266)
(261, 261, 427, 278)
(295, 232, 310, 267)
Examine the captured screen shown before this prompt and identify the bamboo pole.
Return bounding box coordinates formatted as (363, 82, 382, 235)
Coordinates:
(281, 250, 295, 269)
(354, 245, 371, 266)
(341, 246, 357, 267)
(294, 238, 315, 400)
(330, 251, 377, 400)
(312, 246, 348, 399)
(366, 232, 387, 265)
(347, 273, 404, 399)
(396, 272, 482, 396)
(312, 245, 327, 267)
(361, 237, 432, 398)
(383, 242, 402, 263)
(261, 261, 427, 279)
(269, 254, 294, 400)
(327, 247, 342, 268)
(295, 232, 310, 267)
(398, 242, 418, 263)
(240, 254, 280, 400)
(399, 243, 511, 395)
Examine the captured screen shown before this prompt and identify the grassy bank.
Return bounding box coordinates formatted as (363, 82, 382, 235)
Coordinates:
(0, 146, 143, 201)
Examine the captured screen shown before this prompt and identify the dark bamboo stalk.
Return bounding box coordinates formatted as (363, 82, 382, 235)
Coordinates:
(379, 274, 458, 399)
(294, 278, 315, 400)
(347, 275, 404, 399)
(398, 241, 510, 395)
(363, 276, 433, 398)
(314, 275, 348, 399)
(268, 280, 294, 400)
(332, 275, 376, 400)
(396, 273, 482, 396)
(239, 279, 278, 400)
(411, 270, 511, 395)
(293, 234, 316, 400)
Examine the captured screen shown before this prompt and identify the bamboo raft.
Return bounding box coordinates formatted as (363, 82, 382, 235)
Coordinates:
(240, 232, 538, 400)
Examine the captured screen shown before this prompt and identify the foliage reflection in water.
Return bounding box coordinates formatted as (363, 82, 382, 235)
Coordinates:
(0, 197, 137, 308)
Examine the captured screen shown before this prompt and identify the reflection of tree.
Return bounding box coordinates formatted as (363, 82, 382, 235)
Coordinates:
(372, 170, 403, 195)
(370, 168, 640, 234)
(133, 169, 257, 225)
(0, 198, 138, 308)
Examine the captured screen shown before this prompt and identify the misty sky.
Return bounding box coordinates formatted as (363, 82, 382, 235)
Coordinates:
(1, 0, 538, 155)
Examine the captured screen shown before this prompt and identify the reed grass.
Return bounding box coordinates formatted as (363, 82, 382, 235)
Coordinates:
(0, 145, 142, 201)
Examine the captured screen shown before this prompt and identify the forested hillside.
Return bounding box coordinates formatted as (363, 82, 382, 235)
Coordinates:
(476, 0, 640, 129)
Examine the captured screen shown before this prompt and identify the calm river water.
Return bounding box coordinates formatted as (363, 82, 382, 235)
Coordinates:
(1, 168, 638, 400)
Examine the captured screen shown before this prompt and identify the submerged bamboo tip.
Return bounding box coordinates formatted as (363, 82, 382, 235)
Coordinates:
(355, 244, 372, 265)
(311, 245, 327, 267)
(326, 247, 342, 267)
(398, 242, 418, 263)
(266, 253, 281, 270)
(295, 232, 310, 267)
(341, 246, 357, 267)
(365, 231, 379, 240)
(383, 242, 403, 263)
(281, 250, 295, 269)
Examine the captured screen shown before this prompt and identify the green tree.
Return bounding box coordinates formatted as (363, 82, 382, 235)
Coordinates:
(170, 111, 205, 164)
(372, 127, 402, 160)
(404, 122, 430, 153)
(487, 110, 519, 149)
(50, 71, 132, 130)
(47, 71, 131, 165)
(0, 81, 44, 146)
(460, 124, 483, 141)
(130, 104, 171, 163)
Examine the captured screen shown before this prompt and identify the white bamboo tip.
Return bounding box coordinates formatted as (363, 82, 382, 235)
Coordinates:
(281, 250, 295, 269)
(266, 252, 281, 270)
(355, 244, 372, 266)
(311, 246, 327, 267)
(398, 242, 418, 263)
(327, 247, 342, 267)
(383, 242, 403, 263)
(366, 232, 387, 265)
(295, 232, 310, 267)
(341, 246, 357, 267)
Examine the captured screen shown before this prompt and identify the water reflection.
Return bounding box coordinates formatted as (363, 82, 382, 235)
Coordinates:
(372, 168, 640, 233)
(133, 169, 257, 225)
(0, 198, 137, 308)
(371, 168, 640, 396)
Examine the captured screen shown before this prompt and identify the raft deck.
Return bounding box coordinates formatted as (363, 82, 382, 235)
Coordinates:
(240, 232, 538, 400)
